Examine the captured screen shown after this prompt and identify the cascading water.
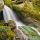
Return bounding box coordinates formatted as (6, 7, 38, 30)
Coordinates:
(3, 5, 25, 26)
(3, 5, 28, 40)
(3, 5, 40, 40)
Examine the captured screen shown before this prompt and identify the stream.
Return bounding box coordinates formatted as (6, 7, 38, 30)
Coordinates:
(3, 5, 40, 40)
(3, 5, 25, 26)
(3, 5, 28, 40)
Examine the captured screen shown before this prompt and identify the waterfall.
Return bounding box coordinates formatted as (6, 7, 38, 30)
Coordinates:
(3, 5, 40, 40)
(3, 5, 28, 40)
(3, 5, 25, 28)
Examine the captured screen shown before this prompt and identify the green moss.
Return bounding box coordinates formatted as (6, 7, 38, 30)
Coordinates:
(32, 0, 40, 11)
(0, 21, 15, 40)
(4, 0, 12, 7)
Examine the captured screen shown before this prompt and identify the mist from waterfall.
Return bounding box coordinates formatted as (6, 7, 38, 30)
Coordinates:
(3, 5, 25, 27)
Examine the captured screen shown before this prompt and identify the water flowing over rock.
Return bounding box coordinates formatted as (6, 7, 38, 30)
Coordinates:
(3, 5, 25, 27)
(3, 5, 28, 40)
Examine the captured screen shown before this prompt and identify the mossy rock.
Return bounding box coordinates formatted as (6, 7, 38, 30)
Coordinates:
(12, 1, 40, 25)
(0, 24, 16, 40)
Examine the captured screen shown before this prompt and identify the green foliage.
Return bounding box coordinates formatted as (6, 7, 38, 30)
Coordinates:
(4, 0, 12, 7)
(0, 24, 15, 40)
(33, 0, 40, 6)
(12, 1, 40, 21)
(32, 0, 40, 11)
(22, 1, 40, 21)
(12, 4, 22, 12)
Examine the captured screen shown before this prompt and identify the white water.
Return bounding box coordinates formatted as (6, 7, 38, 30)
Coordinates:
(3, 5, 28, 40)
(3, 5, 25, 28)
(3, 5, 40, 40)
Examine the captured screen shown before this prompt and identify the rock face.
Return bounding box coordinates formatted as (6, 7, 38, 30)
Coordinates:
(0, 0, 4, 11)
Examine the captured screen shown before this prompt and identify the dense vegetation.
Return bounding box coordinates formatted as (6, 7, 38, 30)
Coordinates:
(0, 0, 40, 40)
(2, 0, 40, 23)
(0, 22, 16, 40)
